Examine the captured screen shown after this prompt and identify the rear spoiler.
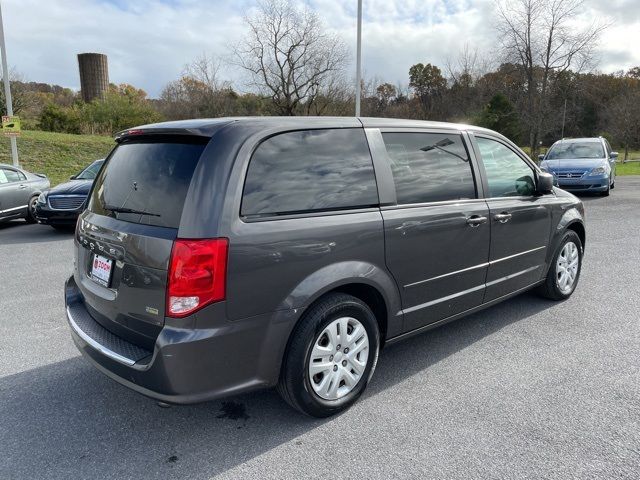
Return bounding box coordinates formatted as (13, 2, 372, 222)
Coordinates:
(114, 123, 234, 143)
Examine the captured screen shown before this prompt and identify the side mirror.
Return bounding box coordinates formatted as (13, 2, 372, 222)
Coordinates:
(69, 174, 77, 180)
(537, 172, 554, 194)
(610, 151, 618, 160)
(538, 154, 545, 161)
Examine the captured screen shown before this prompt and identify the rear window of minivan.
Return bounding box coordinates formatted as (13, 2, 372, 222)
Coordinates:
(87, 138, 206, 228)
(241, 128, 378, 217)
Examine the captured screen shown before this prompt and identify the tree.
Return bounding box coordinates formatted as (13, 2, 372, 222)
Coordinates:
(603, 75, 640, 161)
(81, 84, 162, 134)
(375, 83, 397, 111)
(39, 103, 82, 134)
(408, 63, 447, 118)
(478, 93, 521, 141)
(0, 71, 31, 116)
(232, 0, 348, 115)
(495, 0, 607, 157)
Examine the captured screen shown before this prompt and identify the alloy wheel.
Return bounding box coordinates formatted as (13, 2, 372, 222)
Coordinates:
(556, 241, 579, 294)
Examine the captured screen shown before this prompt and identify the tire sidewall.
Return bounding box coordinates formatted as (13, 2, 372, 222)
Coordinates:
(294, 299, 379, 417)
(26, 196, 38, 223)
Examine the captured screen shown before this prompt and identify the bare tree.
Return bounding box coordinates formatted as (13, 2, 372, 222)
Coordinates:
(0, 70, 31, 116)
(183, 53, 231, 93)
(159, 55, 236, 119)
(445, 44, 492, 87)
(232, 0, 349, 115)
(603, 75, 640, 161)
(496, 0, 607, 157)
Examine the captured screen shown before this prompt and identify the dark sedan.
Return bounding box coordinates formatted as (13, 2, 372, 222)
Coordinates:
(0, 163, 50, 223)
(35, 159, 104, 230)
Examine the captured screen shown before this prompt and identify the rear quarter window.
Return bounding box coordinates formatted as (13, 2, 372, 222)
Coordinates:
(241, 128, 379, 217)
(87, 138, 206, 228)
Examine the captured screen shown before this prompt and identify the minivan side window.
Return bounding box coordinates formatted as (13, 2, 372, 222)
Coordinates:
(241, 129, 378, 216)
(381, 132, 476, 204)
(476, 137, 536, 197)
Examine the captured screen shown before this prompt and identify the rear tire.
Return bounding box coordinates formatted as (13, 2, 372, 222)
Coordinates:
(536, 230, 583, 301)
(25, 196, 38, 224)
(277, 293, 380, 418)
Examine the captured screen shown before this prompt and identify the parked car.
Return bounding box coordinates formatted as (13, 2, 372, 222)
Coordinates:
(0, 163, 50, 223)
(539, 137, 617, 196)
(35, 159, 104, 230)
(65, 117, 586, 417)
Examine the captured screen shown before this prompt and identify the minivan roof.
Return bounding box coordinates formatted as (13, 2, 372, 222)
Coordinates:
(116, 117, 496, 141)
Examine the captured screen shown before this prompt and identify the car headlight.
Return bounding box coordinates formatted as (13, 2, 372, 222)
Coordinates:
(588, 166, 607, 176)
(37, 192, 47, 204)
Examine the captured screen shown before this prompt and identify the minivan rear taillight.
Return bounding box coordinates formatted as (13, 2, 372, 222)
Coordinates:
(167, 238, 228, 318)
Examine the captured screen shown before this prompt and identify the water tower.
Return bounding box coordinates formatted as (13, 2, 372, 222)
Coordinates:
(77, 53, 109, 102)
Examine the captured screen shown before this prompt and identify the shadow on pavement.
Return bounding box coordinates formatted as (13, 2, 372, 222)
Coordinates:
(0, 221, 73, 245)
(0, 291, 553, 479)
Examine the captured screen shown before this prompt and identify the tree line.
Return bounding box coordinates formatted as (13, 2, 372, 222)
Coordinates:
(4, 0, 639, 159)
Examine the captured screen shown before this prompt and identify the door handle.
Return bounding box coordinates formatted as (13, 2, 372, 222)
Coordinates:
(18, 184, 27, 189)
(466, 215, 488, 227)
(494, 212, 512, 223)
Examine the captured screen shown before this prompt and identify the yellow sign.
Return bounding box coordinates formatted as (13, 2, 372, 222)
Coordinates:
(2, 115, 20, 136)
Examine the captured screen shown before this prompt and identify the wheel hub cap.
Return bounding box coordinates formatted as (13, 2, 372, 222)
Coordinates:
(556, 241, 579, 294)
(308, 316, 370, 400)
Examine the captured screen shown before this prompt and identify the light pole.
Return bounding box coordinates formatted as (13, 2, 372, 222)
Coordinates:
(561, 98, 567, 139)
(355, 0, 362, 117)
(0, 0, 18, 166)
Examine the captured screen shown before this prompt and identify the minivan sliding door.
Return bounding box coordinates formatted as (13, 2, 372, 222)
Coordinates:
(368, 129, 490, 334)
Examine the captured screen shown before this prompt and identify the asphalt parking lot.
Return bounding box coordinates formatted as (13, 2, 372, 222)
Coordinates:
(1, 177, 639, 480)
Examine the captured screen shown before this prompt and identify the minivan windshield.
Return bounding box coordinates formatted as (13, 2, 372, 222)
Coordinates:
(87, 138, 206, 228)
(546, 142, 604, 160)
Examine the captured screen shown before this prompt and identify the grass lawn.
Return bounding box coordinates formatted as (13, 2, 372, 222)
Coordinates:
(0, 130, 114, 186)
(616, 161, 640, 176)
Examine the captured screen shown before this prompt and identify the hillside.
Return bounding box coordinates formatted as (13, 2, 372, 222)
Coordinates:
(0, 130, 114, 186)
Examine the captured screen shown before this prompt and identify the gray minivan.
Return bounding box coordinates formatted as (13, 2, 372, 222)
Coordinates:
(65, 117, 586, 417)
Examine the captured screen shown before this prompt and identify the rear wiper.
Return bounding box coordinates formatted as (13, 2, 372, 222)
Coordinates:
(103, 204, 161, 217)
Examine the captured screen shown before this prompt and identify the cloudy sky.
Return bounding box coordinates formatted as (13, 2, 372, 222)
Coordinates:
(3, 0, 639, 98)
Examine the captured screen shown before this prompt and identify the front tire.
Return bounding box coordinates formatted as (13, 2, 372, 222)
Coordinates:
(537, 230, 583, 300)
(277, 293, 380, 417)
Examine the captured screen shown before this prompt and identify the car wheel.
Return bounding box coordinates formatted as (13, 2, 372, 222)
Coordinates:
(25, 196, 39, 224)
(536, 230, 583, 301)
(277, 293, 380, 418)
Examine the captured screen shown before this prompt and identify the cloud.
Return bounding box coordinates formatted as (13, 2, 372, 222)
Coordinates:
(2, 0, 639, 98)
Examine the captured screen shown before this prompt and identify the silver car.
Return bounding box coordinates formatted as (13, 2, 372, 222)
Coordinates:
(0, 163, 50, 223)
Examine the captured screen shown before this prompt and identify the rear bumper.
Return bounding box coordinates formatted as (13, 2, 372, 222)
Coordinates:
(65, 275, 299, 404)
(35, 204, 81, 225)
